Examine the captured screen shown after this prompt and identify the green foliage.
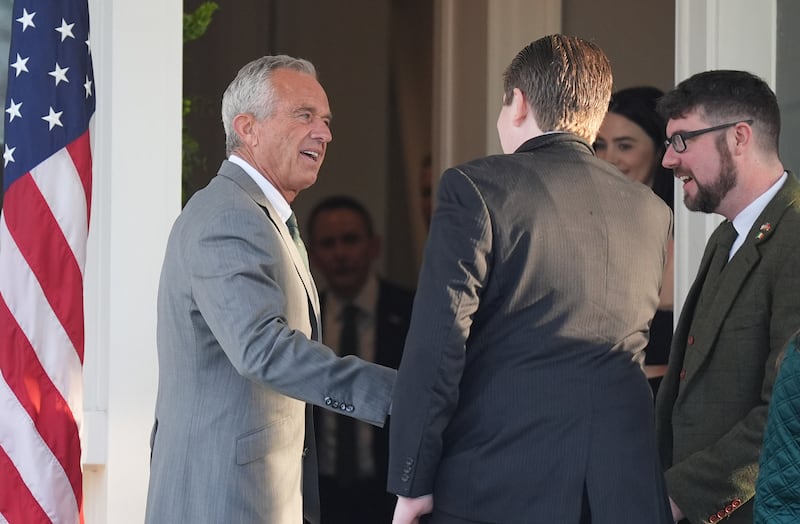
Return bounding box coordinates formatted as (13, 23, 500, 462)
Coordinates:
(182, 2, 219, 204)
(182, 98, 202, 199)
(184, 2, 219, 44)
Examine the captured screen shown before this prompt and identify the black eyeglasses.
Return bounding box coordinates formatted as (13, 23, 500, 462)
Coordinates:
(665, 119, 753, 153)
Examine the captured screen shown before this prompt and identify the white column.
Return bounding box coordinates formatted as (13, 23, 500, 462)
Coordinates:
(485, 0, 561, 155)
(82, 0, 182, 522)
(434, 0, 561, 171)
(672, 0, 776, 316)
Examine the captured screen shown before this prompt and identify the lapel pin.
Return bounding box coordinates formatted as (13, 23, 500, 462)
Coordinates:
(755, 222, 772, 241)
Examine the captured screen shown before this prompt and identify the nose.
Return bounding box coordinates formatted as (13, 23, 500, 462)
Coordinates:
(662, 144, 679, 170)
(312, 118, 332, 143)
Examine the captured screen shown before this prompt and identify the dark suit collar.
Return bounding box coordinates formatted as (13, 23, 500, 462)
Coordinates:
(514, 132, 595, 155)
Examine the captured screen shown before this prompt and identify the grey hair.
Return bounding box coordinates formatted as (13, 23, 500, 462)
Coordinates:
(221, 55, 317, 155)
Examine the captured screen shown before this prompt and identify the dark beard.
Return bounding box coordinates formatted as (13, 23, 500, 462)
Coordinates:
(684, 134, 737, 213)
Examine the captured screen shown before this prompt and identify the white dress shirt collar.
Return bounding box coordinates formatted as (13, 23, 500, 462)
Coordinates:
(326, 273, 379, 321)
(729, 171, 787, 258)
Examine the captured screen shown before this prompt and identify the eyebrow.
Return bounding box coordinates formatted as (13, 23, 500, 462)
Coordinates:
(596, 135, 638, 143)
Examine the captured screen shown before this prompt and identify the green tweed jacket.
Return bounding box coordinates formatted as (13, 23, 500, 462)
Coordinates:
(655, 174, 800, 524)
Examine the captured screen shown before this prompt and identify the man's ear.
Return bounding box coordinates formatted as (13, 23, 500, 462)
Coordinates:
(232, 113, 257, 147)
(511, 87, 529, 126)
(732, 120, 753, 155)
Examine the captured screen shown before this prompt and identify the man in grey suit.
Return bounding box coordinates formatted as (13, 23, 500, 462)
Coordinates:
(145, 55, 395, 524)
(388, 34, 673, 524)
(655, 70, 800, 524)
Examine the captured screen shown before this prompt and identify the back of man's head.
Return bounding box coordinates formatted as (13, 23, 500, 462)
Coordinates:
(657, 70, 781, 155)
(502, 34, 612, 143)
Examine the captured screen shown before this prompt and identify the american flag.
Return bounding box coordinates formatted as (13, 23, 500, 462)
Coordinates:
(0, 0, 95, 522)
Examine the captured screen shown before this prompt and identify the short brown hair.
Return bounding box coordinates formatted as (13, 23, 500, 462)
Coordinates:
(503, 34, 612, 143)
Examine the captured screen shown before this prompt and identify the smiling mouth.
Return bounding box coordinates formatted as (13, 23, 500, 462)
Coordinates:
(301, 150, 320, 161)
(675, 170, 693, 184)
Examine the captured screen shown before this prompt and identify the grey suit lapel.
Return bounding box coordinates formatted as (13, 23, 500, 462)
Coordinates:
(681, 175, 800, 383)
(217, 160, 322, 335)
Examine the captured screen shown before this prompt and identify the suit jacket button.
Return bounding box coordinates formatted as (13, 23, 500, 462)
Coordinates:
(324, 397, 332, 406)
(401, 474, 410, 482)
(725, 504, 733, 513)
(709, 516, 719, 523)
(332, 400, 340, 408)
(732, 498, 742, 507)
(717, 510, 726, 519)
(346, 405, 354, 412)
(688, 335, 695, 345)
(340, 404, 347, 411)
(680, 369, 686, 380)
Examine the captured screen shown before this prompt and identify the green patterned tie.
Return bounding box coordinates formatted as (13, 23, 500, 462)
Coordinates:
(285, 213, 309, 271)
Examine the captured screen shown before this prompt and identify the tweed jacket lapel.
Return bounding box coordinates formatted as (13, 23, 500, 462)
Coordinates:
(217, 160, 322, 337)
(680, 175, 800, 387)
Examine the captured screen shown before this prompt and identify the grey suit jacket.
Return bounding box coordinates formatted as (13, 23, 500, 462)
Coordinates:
(656, 174, 800, 524)
(388, 134, 674, 523)
(145, 160, 395, 524)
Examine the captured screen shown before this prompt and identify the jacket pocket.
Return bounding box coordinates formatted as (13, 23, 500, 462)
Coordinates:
(236, 416, 293, 465)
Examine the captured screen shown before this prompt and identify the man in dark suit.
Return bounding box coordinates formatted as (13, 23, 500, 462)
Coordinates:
(388, 34, 674, 524)
(145, 56, 395, 524)
(306, 195, 414, 523)
(654, 70, 800, 524)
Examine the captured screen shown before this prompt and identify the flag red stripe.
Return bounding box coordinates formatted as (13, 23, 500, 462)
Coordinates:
(0, 299, 83, 506)
(0, 447, 52, 524)
(66, 130, 93, 226)
(3, 176, 85, 362)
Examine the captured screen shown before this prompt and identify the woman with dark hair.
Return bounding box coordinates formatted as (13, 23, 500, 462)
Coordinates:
(594, 86, 674, 396)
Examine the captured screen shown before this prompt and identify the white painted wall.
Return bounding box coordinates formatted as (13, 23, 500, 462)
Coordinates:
(82, 0, 182, 522)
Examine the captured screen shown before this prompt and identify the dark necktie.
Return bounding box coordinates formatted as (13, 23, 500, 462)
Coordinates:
(337, 304, 359, 486)
(697, 220, 738, 309)
(285, 213, 309, 270)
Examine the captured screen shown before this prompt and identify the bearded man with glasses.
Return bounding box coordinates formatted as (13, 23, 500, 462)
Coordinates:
(655, 70, 800, 524)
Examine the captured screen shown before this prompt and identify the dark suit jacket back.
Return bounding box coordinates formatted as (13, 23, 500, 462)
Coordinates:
(388, 134, 673, 523)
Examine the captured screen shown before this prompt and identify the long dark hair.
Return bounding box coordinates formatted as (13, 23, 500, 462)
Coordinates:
(608, 86, 674, 210)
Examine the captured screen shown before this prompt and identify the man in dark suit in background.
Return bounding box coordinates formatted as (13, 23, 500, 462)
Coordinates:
(655, 70, 800, 524)
(307, 196, 414, 523)
(388, 34, 674, 524)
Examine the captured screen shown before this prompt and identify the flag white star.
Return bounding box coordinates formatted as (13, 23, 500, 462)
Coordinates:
(3, 144, 16, 167)
(42, 107, 64, 130)
(49, 63, 70, 86)
(84, 76, 93, 98)
(86, 37, 91, 54)
(16, 8, 36, 31)
(10, 54, 29, 77)
(6, 99, 22, 122)
(55, 18, 76, 42)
